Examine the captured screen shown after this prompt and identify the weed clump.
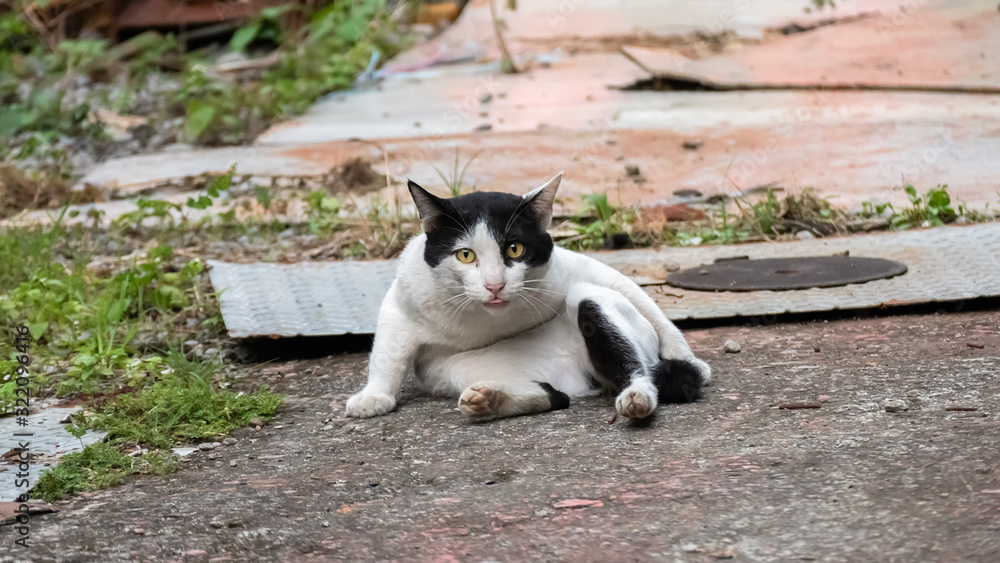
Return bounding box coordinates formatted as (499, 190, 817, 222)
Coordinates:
(1, 172, 283, 500)
(77, 352, 282, 449)
(30, 352, 280, 502)
(32, 442, 178, 503)
(862, 184, 986, 230)
(557, 184, 994, 250)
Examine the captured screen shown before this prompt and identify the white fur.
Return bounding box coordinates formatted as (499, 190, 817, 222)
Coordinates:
(345, 176, 710, 419)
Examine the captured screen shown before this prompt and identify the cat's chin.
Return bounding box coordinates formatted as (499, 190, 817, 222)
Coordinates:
(482, 300, 511, 314)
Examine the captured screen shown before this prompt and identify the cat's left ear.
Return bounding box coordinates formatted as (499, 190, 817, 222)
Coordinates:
(522, 172, 562, 230)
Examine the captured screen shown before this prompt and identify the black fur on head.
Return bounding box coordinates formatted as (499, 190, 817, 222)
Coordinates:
(407, 173, 562, 268)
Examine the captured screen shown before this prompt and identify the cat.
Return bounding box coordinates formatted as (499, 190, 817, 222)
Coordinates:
(345, 172, 711, 420)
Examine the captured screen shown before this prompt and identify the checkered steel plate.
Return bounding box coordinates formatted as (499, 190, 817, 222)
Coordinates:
(209, 224, 1000, 337)
(599, 223, 1000, 320)
(207, 259, 398, 338)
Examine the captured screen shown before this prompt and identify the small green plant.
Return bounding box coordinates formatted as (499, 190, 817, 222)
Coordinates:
(862, 184, 969, 230)
(114, 198, 183, 231)
(229, 5, 299, 53)
(185, 165, 236, 211)
(733, 188, 781, 239)
(305, 190, 342, 233)
(667, 199, 753, 246)
(809, 0, 837, 10)
(892, 184, 958, 229)
(560, 193, 636, 250)
(254, 186, 274, 211)
(51, 38, 109, 73)
(432, 149, 481, 197)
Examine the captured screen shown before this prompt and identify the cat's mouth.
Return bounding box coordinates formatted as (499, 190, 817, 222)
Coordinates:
(484, 298, 508, 307)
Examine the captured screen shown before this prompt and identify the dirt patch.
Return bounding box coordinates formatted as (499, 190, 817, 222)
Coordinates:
(0, 164, 102, 217)
(331, 157, 385, 194)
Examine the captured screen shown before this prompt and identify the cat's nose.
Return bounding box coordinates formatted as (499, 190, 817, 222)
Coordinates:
(484, 281, 506, 296)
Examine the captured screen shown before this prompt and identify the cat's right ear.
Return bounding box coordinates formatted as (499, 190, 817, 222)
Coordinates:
(408, 180, 447, 233)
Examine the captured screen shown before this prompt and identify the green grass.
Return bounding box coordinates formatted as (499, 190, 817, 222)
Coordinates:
(1, 169, 283, 500)
(29, 351, 280, 502)
(76, 351, 282, 449)
(29, 340, 280, 504)
(32, 442, 179, 503)
(0, 236, 213, 399)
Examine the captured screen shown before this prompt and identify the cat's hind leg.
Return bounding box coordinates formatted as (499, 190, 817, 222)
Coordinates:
(421, 318, 592, 419)
(568, 283, 704, 419)
(458, 380, 569, 418)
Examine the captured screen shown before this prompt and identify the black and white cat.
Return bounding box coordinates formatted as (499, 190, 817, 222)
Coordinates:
(345, 173, 711, 420)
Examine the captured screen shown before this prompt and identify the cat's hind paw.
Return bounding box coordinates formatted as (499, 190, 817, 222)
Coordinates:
(615, 385, 657, 419)
(345, 391, 396, 418)
(458, 385, 508, 418)
(692, 357, 712, 386)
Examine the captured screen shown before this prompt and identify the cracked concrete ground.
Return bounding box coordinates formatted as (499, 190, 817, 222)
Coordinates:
(8, 306, 1000, 562)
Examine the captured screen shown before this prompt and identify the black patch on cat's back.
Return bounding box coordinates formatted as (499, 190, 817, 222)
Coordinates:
(577, 299, 643, 389)
(423, 191, 554, 268)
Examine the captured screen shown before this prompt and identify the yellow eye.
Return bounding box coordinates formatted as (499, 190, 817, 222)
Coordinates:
(506, 242, 525, 259)
(456, 248, 476, 263)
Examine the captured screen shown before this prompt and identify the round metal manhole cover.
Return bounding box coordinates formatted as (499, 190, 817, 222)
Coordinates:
(665, 256, 908, 292)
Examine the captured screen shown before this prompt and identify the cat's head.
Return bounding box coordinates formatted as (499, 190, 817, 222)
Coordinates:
(407, 173, 562, 315)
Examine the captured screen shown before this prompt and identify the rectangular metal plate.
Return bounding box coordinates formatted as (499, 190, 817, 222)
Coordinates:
(209, 223, 1000, 337)
(208, 259, 398, 338)
(599, 223, 1000, 320)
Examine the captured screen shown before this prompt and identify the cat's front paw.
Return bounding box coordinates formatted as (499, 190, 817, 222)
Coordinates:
(458, 385, 508, 418)
(345, 391, 396, 418)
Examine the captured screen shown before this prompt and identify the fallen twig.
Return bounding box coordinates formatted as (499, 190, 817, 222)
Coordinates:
(778, 403, 822, 410)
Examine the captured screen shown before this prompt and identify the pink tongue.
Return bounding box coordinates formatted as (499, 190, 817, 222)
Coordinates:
(489, 298, 505, 304)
